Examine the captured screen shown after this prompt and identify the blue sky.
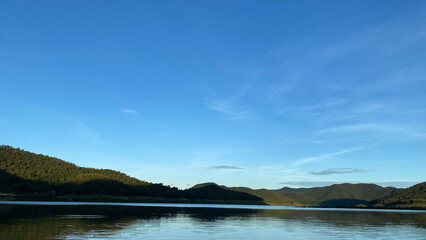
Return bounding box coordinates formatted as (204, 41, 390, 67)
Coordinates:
(1, 1, 425, 189)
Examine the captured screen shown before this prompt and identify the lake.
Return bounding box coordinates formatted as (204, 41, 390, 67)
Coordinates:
(0, 201, 425, 239)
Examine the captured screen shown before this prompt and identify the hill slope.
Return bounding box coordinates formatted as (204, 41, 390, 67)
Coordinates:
(371, 182, 426, 208)
(189, 183, 298, 206)
(0, 146, 148, 185)
(0, 145, 179, 198)
(184, 183, 262, 202)
(0, 146, 264, 203)
(275, 183, 396, 207)
(2, 145, 423, 207)
(230, 187, 299, 206)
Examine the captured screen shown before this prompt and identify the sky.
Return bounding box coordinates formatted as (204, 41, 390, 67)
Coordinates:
(1, 1, 425, 189)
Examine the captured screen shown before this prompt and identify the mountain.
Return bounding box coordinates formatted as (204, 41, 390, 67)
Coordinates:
(229, 187, 299, 206)
(190, 182, 220, 189)
(0, 145, 181, 198)
(275, 183, 396, 207)
(371, 182, 426, 208)
(0, 145, 263, 204)
(1, 145, 424, 208)
(184, 183, 262, 202)
(189, 183, 298, 206)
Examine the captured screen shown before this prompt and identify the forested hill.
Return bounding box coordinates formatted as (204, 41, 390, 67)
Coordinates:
(189, 183, 299, 206)
(1, 145, 424, 208)
(275, 183, 396, 207)
(371, 182, 426, 208)
(0, 146, 264, 203)
(0, 145, 148, 186)
(229, 187, 299, 206)
(0, 145, 181, 197)
(185, 183, 262, 202)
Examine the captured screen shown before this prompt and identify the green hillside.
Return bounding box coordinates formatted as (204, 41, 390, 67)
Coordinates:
(189, 183, 298, 206)
(0, 146, 264, 203)
(184, 183, 262, 202)
(371, 182, 426, 208)
(230, 187, 299, 206)
(190, 182, 220, 189)
(2, 145, 424, 208)
(275, 183, 396, 207)
(0, 145, 181, 198)
(0, 146, 148, 186)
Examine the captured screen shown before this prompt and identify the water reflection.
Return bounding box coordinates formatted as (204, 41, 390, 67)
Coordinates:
(0, 204, 425, 239)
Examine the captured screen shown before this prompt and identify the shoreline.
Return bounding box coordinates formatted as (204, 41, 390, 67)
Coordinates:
(0, 199, 424, 212)
(1, 191, 424, 211)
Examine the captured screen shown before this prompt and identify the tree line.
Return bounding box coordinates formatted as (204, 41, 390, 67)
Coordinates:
(0, 145, 261, 202)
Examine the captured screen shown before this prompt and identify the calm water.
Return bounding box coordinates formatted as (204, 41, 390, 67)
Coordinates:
(0, 202, 425, 240)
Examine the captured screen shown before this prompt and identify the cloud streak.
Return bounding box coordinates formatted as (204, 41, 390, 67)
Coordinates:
(308, 168, 372, 175)
(121, 109, 138, 115)
(205, 165, 244, 170)
(318, 123, 426, 138)
(205, 98, 251, 120)
(293, 147, 363, 166)
(301, 99, 346, 111)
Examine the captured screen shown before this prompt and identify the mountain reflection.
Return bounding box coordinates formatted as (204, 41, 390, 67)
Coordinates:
(0, 204, 424, 239)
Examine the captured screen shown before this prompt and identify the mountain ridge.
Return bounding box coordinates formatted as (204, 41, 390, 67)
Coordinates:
(189, 182, 299, 206)
(1, 145, 424, 209)
(274, 183, 397, 207)
(0, 145, 264, 204)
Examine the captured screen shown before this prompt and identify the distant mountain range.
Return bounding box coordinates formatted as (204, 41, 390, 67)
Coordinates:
(0, 145, 424, 209)
(0, 145, 261, 204)
(274, 183, 396, 207)
(190, 182, 298, 206)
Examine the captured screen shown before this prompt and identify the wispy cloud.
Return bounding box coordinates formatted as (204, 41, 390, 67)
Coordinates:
(121, 109, 138, 115)
(266, 67, 305, 101)
(308, 168, 372, 175)
(293, 147, 363, 166)
(110, 96, 122, 101)
(301, 102, 385, 127)
(301, 99, 346, 111)
(205, 98, 251, 120)
(205, 165, 244, 170)
(360, 65, 426, 93)
(318, 123, 426, 138)
(318, 123, 386, 134)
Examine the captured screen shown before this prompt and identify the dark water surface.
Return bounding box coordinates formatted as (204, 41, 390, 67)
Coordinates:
(0, 202, 425, 239)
